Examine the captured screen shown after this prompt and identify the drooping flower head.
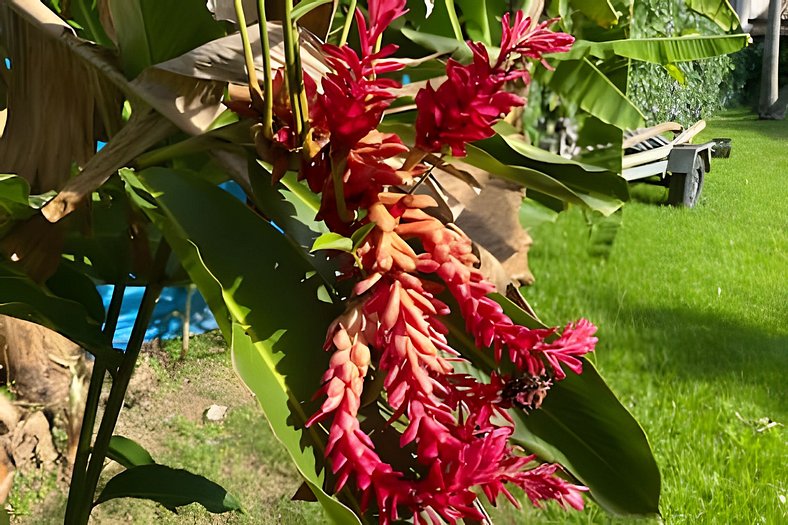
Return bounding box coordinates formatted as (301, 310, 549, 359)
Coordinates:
(235, 4, 595, 522)
(308, 193, 594, 523)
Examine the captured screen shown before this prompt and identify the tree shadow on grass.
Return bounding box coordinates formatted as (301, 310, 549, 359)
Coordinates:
(616, 304, 787, 413)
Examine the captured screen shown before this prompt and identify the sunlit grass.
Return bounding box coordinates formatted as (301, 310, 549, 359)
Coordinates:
(491, 111, 787, 524)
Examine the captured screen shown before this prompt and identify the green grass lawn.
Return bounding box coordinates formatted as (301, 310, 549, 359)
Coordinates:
(493, 111, 787, 524)
(14, 113, 785, 524)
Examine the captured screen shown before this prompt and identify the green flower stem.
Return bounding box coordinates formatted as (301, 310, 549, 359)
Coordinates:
(257, 0, 274, 139)
(444, 0, 463, 41)
(72, 242, 171, 525)
(234, 0, 264, 102)
(282, 0, 307, 141)
(339, 0, 358, 47)
(63, 281, 126, 523)
(135, 134, 215, 169)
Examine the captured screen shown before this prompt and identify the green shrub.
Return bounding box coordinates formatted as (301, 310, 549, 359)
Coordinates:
(628, 0, 748, 125)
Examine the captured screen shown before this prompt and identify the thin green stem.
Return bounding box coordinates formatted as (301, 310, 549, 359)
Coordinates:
(135, 135, 213, 169)
(444, 0, 463, 41)
(235, 0, 263, 100)
(257, 0, 274, 139)
(338, 0, 358, 47)
(72, 243, 171, 525)
(63, 282, 126, 524)
(282, 0, 306, 141)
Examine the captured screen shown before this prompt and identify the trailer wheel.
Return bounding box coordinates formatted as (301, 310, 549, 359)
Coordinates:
(668, 155, 705, 208)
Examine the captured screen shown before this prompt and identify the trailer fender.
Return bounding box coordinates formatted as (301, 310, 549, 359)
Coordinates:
(667, 143, 714, 174)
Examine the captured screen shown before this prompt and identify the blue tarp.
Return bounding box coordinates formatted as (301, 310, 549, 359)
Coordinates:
(97, 285, 219, 348)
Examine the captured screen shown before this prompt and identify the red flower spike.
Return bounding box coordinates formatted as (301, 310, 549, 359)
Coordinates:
(367, 0, 408, 48)
(309, 191, 595, 523)
(415, 11, 573, 157)
(299, 6, 589, 522)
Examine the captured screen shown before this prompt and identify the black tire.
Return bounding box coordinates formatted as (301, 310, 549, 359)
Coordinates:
(667, 155, 705, 208)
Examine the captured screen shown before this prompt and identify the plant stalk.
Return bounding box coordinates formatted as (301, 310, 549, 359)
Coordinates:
(444, 0, 463, 41)
(71, 243, 171, 525)
(282, 0, 307, 141)
(339, 0, 358, 47)
(234, 0, 264, 102)
(257, 0, 274, 139)
(63, 281, 127, 523)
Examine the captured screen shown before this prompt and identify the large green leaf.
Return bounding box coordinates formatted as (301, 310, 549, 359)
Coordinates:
(546, 58, 646, 130)
(0, 260, 121, 369)
(447, 294, 660, 516)
(45, 261, 106, 324)
(108, 0, 226, 78)
(107, 435, 156, 470)
(563, 34, 749, 64)
(94, 464, 241, 513)
(129, 168, 361, 523)
(121, 168, 232, 339)
(684, 0, 740, 31)
(247, 161, 341, 291)
(61, 179, 140, 284)
(70, 0, 114, 48)
(570, 0, 622, 29)
(486, 121, 630, 202)
(454, 0, 506, 46)
(512, 357, 660, 516)
(462, 145, 625, 216)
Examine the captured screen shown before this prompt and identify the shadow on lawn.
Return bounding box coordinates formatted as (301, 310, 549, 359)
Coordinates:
(621, 304, 787, 408)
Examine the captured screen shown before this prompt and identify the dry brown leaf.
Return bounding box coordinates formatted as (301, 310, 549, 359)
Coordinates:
(153, 21, 331, 86)
(0, 2, 104, 193)
(208, 0, 339, 38)
(41, 109, 175, 223)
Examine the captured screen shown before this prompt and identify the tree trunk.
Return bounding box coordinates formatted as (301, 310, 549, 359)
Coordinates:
(0, 316, 90, 467)
(759, 0, 783, 119)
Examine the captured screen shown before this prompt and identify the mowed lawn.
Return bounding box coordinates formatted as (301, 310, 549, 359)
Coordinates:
(492, 111, 786, 524)
(17, 113, 784, 524)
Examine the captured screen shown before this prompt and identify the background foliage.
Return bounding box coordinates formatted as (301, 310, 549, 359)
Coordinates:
(628, 0, 755, 125)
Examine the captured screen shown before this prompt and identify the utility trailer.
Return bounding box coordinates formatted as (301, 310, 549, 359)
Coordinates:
(622, 120, 714, 207)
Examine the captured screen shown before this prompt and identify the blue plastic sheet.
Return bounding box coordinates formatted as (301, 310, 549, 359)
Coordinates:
(97, 285, 219, 348)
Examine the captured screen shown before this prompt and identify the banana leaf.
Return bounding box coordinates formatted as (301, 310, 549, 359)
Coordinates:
(108, 0, 225, 79)
(684, 0, 740, 31)
(561, 33, 749, 64)
(569, 0, 622, 29)
(544, 57, 645, 130)
(124, 167, 361, 523)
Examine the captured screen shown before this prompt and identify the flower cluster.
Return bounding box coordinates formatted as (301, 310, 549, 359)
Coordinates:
(308, 193, 594, 523)
(236, 2, 591, 522)
(415, 12, 574, 156)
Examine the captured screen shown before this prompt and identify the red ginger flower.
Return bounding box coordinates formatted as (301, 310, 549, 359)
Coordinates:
(309, 194, 593, 523)
(316, 44, 403, 153)
(298, 5, 590, 522)
(497, 13, 576, 69)
(366, 0, 408, 51)
(312, 2, 407, 155)
(415, 12, 573, 156)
